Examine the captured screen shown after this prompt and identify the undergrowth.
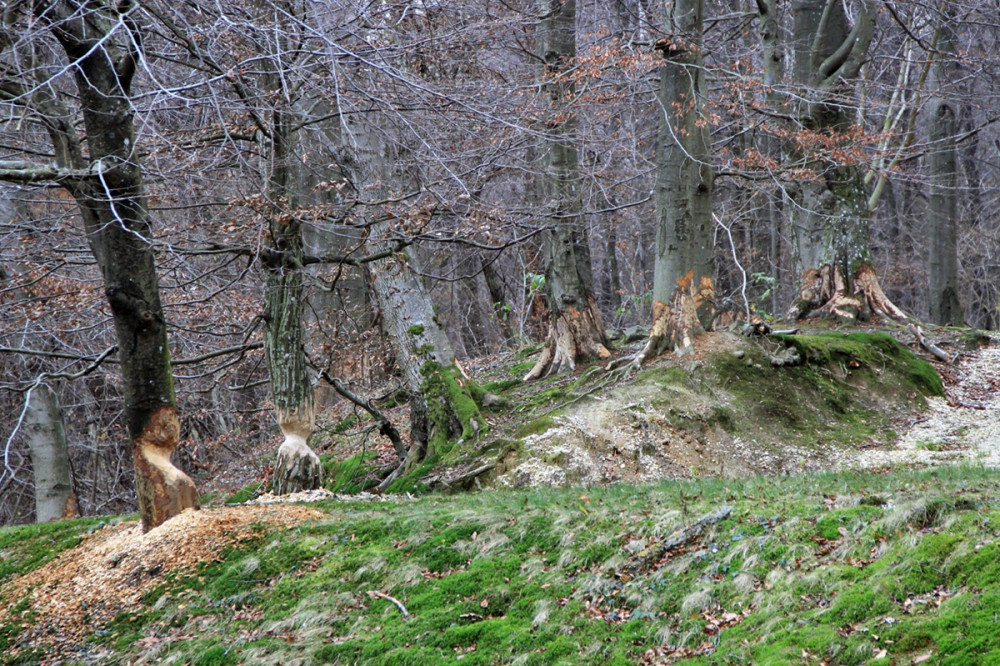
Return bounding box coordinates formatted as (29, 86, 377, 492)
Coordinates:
(6, 467, 1000, 664)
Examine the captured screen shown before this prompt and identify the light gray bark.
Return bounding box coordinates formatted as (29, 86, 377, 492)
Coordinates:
(346, 119, 484, 464)
(927, 15, 963, 326)
(784, 0, 895, 322)
(652, 0, 714, 314)
(25, 384, 77, 522)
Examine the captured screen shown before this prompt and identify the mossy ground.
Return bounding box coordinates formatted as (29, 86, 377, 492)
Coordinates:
(7, 467, 1000, 664)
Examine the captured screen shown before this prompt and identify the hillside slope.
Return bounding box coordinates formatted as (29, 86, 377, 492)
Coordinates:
(2, 329, 997, 665)
(6, 466, 1000, 665)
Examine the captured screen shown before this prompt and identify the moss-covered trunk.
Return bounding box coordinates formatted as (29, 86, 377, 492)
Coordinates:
(927, 14, 963, 326)
(370, 253, 487, 467)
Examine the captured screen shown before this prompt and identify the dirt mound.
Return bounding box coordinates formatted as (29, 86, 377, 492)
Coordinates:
(486, 330, 948, 487)
(0, 504, 325, 663)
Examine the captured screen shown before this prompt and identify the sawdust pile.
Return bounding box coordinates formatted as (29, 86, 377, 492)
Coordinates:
(0, 504, 325, 657)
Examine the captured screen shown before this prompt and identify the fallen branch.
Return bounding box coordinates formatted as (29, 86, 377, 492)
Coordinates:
(423, 463, 495, 489)
(318, 368, 407, 463)
(616, 506, 733, 581)
(367, 590, 409, 617)
(908, 325, 954, 364)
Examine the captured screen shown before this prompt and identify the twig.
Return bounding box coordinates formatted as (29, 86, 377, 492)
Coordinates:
(367, 590, 409, 617)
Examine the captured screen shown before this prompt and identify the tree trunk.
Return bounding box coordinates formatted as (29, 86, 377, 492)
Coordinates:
(927, 15, 963, 326)
(525, 0, 611, 380)
(263, 104, 322, 495)
(481, 255, 514, 345)
(25, 384, 78, 522)
(35, 4, 199, 532)
(371, 252, 487, 466)
(782, 0, 905, 323)
(341, 117, 486, 469)
(640, 0, 714, 361)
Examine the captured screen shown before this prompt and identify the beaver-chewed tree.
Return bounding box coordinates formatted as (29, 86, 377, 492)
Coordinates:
(0, 1, 197, 531)
(782, 0, 908, 324)
(627, 0, 716, 370)
(524, 0, 611, 381)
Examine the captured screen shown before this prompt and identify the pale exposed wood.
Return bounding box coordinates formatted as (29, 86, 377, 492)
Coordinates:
(622, 271, 715, 370)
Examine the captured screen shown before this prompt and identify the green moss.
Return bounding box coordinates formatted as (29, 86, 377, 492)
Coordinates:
(419, 360, 488, 459)
(0, 518, 102, 584)
(194, 645, 238, 666)
(225, 482, 263, 504)
(322, 450, 380, 493)
(407, 324, 425, 336)
(517, 415, 557, 438)
(483, 378, 522, 393)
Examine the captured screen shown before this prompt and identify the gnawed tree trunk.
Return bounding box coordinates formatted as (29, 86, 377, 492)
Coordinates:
(525, 0, 610, 380)
(624, 271, 715, 369)
(25, 383, 78, 522)
(786, 263, 908, 323)
(783, 0, 906, 324)
(636, 0, 714, 365)
(263, 104, 322, 495)
(927, 13, 963, 326)
(17, 2, 199, 532)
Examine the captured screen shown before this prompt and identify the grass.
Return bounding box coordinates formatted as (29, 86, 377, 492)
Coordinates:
(7, 466, 1000, 664)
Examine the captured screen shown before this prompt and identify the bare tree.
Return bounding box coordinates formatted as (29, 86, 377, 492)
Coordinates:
(525, 0, 612, 380)
(927, 7, 964, 325)
(0, 0, 197, 531)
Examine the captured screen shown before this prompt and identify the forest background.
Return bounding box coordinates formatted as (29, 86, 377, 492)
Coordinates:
(1, 0, 998, 526)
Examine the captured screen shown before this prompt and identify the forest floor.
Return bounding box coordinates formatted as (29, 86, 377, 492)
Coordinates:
(3, 326, 1000, 665)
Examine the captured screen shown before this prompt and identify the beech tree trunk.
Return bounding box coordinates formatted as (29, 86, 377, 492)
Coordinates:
(342, 118, 486, 470)
(25, 384, 78, 523)
(4, 2, 200, 532)
(525, 0, 611, 380)
(371, 252, 487, 466)
(928, 14, 963, 326)
(641, 0, 715, 360)
(782, 0, 905, 323)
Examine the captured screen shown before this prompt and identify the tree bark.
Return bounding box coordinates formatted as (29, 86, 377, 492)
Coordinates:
(263, 103, 322, 494)
(25, 384, 78, 522)
(782, 0, 905, 323)
(370, 252, 487, 466)
(639, 0, 715, 361)
(341, 116, 486, 470)
(526, 0, 611, 380)
(927, 14, 963, 326)
(28, 2, 199, 532)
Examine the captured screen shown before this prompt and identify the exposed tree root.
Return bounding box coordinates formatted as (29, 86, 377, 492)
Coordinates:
(909, 324, 956, 364)
(524, 295, 610, 380)
(786, 263, 909, 323)
(616, 271, 715, 372)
